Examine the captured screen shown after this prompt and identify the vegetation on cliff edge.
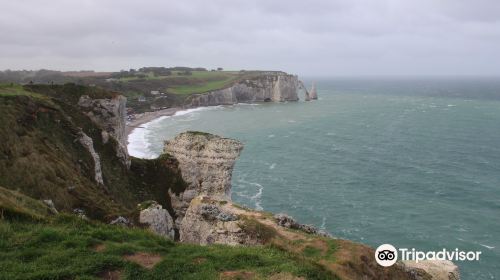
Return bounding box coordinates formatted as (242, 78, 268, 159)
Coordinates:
(0, 84, 186, 220)
(0, 214, 337, 280)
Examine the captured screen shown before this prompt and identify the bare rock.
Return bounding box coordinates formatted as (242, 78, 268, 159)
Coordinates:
(164, 132, 243, 199)
(180, 196, 260, 245)
(189, 72, 301, 107)
(275, 213, 299, 228)
(101, 130, 110, 144)
(402, 260, 460, 280)
(110, 216, 131, 227)
(274, 213, 332, 237)
(78, 95, 130, 168)
(139, 202, 175, 239)
(164, 132, 243, 228)
(73, 208, 88, 220)
(77, 130, 104, 185)
(42, 199, 58, 214)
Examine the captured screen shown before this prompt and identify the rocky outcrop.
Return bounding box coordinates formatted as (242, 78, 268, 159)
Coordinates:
(42, 199, 59, 214)
(402, 260, 460, 280)
(78, 95, 130, 168)
(309, 82, 318, 100)
(164, 132, 243, 199)
(139, 201, 175, 239)
(164, 132, 243, 229)
(299, 81, 310, 101)
(109, 216, 132, 227)
(274, 213, 332, 237)
(179, 196, 260, 245)
(188, 73, 300, 107)
(77, 131, 104, 185)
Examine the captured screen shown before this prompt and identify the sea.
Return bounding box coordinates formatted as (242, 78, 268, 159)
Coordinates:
(128, 77, 500, 279)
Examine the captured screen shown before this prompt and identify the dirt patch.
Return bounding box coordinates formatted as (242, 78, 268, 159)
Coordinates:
(93, 243, 106, 252)
(192, 257, 206, 264)
(268, 272, 305, 280)
(123, 252, 162, 269)
(220, 270, 256, 279)
(98, 270, 122, 280)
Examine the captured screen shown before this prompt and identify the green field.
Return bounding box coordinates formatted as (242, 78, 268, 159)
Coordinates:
(118, 71, 249, 95)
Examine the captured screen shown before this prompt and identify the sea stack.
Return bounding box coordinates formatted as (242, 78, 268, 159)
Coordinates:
(299, 81, 310, 101)
(309, 82, 318, 100)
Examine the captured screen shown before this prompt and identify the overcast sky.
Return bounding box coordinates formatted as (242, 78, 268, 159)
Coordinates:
(1, 0, 500, 76)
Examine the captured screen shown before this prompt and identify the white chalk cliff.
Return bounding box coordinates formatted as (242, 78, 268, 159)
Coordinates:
(78, 94, 130, 168)
(188, 72, 301, 107)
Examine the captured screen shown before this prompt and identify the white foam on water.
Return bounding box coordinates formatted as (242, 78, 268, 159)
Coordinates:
(249, 182, 264, 211)
(128, 116, 169, 159)
(320, 217, 327, 230)
(173, 106, 218, 117)
(127, 107, 222, 159)
(236, 103, 260, 106)
(269, 163, 276, 170)
(234, 178, 264, 211)
(479, 243, 495, 249)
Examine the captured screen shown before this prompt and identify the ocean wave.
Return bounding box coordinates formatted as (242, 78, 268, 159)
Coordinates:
(128, 124, 156, 159)
(249, 182, 264, 211)
(320, 216, 327, 230)
(479, 243, 495, 250)
(127, 106, 222, 159)
(234, 178, 264, 211)
(236, 103, 260, 106)
(173, 106, 221, 117)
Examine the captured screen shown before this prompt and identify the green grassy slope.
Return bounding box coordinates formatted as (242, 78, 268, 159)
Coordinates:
(0, 186, 53, 220)
(0, 84, 186, 220)
(0, 215, 336, 280)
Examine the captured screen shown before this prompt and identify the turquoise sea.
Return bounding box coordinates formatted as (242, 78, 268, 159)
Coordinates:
(128, 77, 500, 279)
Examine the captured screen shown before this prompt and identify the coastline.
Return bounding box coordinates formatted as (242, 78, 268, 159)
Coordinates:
(126, 106, 224, 158)
(125, 107, 183, 136)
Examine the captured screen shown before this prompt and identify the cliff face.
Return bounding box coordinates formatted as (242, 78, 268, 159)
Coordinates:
(188, 73, 300, 107)
(78, 94, 130, 167)
(163, 132, 243, 227)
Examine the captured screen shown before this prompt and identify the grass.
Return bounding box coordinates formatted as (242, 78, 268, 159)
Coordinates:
(168, 78, 236, 95)
(0, 186, 53, 220)
(167, 71, 243, 95)
(117, 71, 244, 95)
(0, 215, 337, 279)
(238, 217, 278, 244)
(0, 85, 127, 219)
(301, 239, 337, 262)
(0, 84, 188, 220)
(0, 83, 48, 99)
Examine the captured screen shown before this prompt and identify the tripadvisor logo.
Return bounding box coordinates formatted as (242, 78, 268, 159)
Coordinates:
(375, 244, 398, 267)
(374, 244, 482, 267)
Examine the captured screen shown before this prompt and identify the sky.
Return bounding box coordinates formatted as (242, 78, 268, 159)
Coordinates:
(1, 0, 500, 76)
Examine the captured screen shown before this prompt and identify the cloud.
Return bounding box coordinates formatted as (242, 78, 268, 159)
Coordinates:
(1, 0, 499, 75)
